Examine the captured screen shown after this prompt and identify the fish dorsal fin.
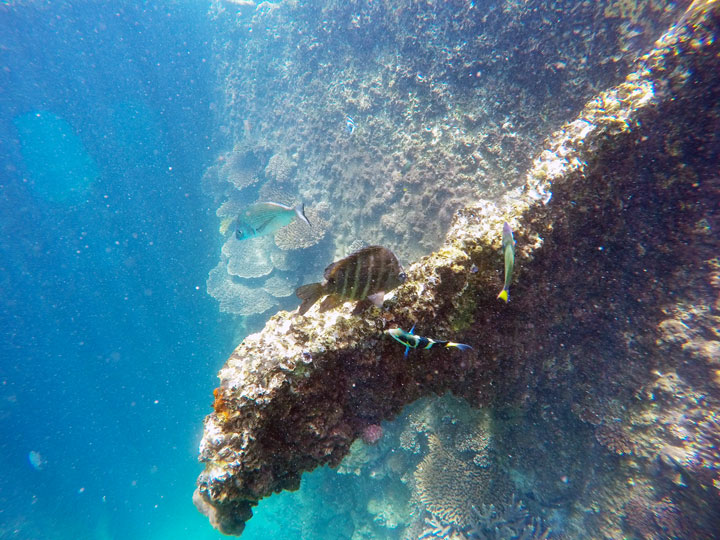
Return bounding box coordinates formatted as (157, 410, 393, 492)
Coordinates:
(324, 245, 390, 280)
(294, 204, 311, 227)
(243, 202, 293, 230)
(350, 245, 386, 257)
(323, 260, 341, 280)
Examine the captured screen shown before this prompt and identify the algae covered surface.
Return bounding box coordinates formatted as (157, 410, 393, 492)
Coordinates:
(196, 1, 719, 539)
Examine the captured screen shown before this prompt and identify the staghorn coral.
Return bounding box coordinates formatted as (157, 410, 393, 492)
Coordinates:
(418, 514, 453, 539)
(466, 495, 549, 540)
(415, 434, 489, 529)
(273, 207, 329, 250)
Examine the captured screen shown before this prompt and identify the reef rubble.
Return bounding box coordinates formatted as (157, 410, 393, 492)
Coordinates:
(195, 2, 719, 537)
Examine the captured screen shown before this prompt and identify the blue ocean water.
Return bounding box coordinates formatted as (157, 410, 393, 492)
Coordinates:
(3, 2, 713, 540)
(0, 2, 236, 538)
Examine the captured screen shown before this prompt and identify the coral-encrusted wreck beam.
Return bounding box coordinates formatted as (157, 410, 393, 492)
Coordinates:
(194, 2, 719, 535)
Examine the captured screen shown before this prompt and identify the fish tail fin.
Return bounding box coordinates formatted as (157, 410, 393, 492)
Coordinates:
(497, 288, 509, 302)
(447, 342, 473, 352)
(295, 203, 311, 227)
(295, 283, 324, 315)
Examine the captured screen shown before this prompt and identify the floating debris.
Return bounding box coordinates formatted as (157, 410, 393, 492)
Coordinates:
(28, 450, 45, 471)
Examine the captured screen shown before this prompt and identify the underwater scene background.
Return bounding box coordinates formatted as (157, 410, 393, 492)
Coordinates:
(1, 1, 718, 540)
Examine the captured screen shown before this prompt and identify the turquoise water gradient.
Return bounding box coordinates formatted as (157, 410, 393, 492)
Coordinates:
(2, 3, 387, 539)
(0, 2, 233, 538)
(14, 111, 98, 203)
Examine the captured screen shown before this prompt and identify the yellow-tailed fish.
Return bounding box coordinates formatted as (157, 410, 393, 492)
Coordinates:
(497, 222, 515, 302)
(386, 326, 472, 358)
(236, 201, 310, 241)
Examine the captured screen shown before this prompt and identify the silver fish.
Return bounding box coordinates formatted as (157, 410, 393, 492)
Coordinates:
(236, 201, 310, 241)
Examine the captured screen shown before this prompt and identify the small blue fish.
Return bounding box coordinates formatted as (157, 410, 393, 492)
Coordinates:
(386, 326, 473, 358)
(236, 201, 311, 241)
(345, 115, 355, 134)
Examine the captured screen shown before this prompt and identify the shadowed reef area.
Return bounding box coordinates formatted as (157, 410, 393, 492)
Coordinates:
(196, 1, 719, 538)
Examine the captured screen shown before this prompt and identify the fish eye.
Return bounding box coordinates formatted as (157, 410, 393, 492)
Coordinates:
(399, 272, 407, 282)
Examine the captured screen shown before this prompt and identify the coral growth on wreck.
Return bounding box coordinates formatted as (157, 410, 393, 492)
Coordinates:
(195, 1, 719, 538)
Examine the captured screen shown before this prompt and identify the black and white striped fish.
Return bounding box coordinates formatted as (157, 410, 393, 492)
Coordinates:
(295, 246, 406, 316)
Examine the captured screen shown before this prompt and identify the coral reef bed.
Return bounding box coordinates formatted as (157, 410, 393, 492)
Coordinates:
(195, 2, 719, 538)
(207, 0, 688, 265)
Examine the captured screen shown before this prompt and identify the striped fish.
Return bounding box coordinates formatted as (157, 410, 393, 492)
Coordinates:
(386, 326, 473, 358)
(295, 246, 406, 316)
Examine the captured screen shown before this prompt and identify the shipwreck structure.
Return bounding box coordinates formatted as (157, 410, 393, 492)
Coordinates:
(195, 2, 719, 537)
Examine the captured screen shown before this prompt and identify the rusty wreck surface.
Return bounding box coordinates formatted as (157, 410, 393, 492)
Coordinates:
(194, 2, 720, 535)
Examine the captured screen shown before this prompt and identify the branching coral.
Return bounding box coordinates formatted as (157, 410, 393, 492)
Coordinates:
(195, 4, 720, 535)
(455, 413, 492, 468)
(257, 181, 295, 206)
(415, 434, 489, 529)
(466, 496, 549, 540)
(418, 514, 453, 539)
